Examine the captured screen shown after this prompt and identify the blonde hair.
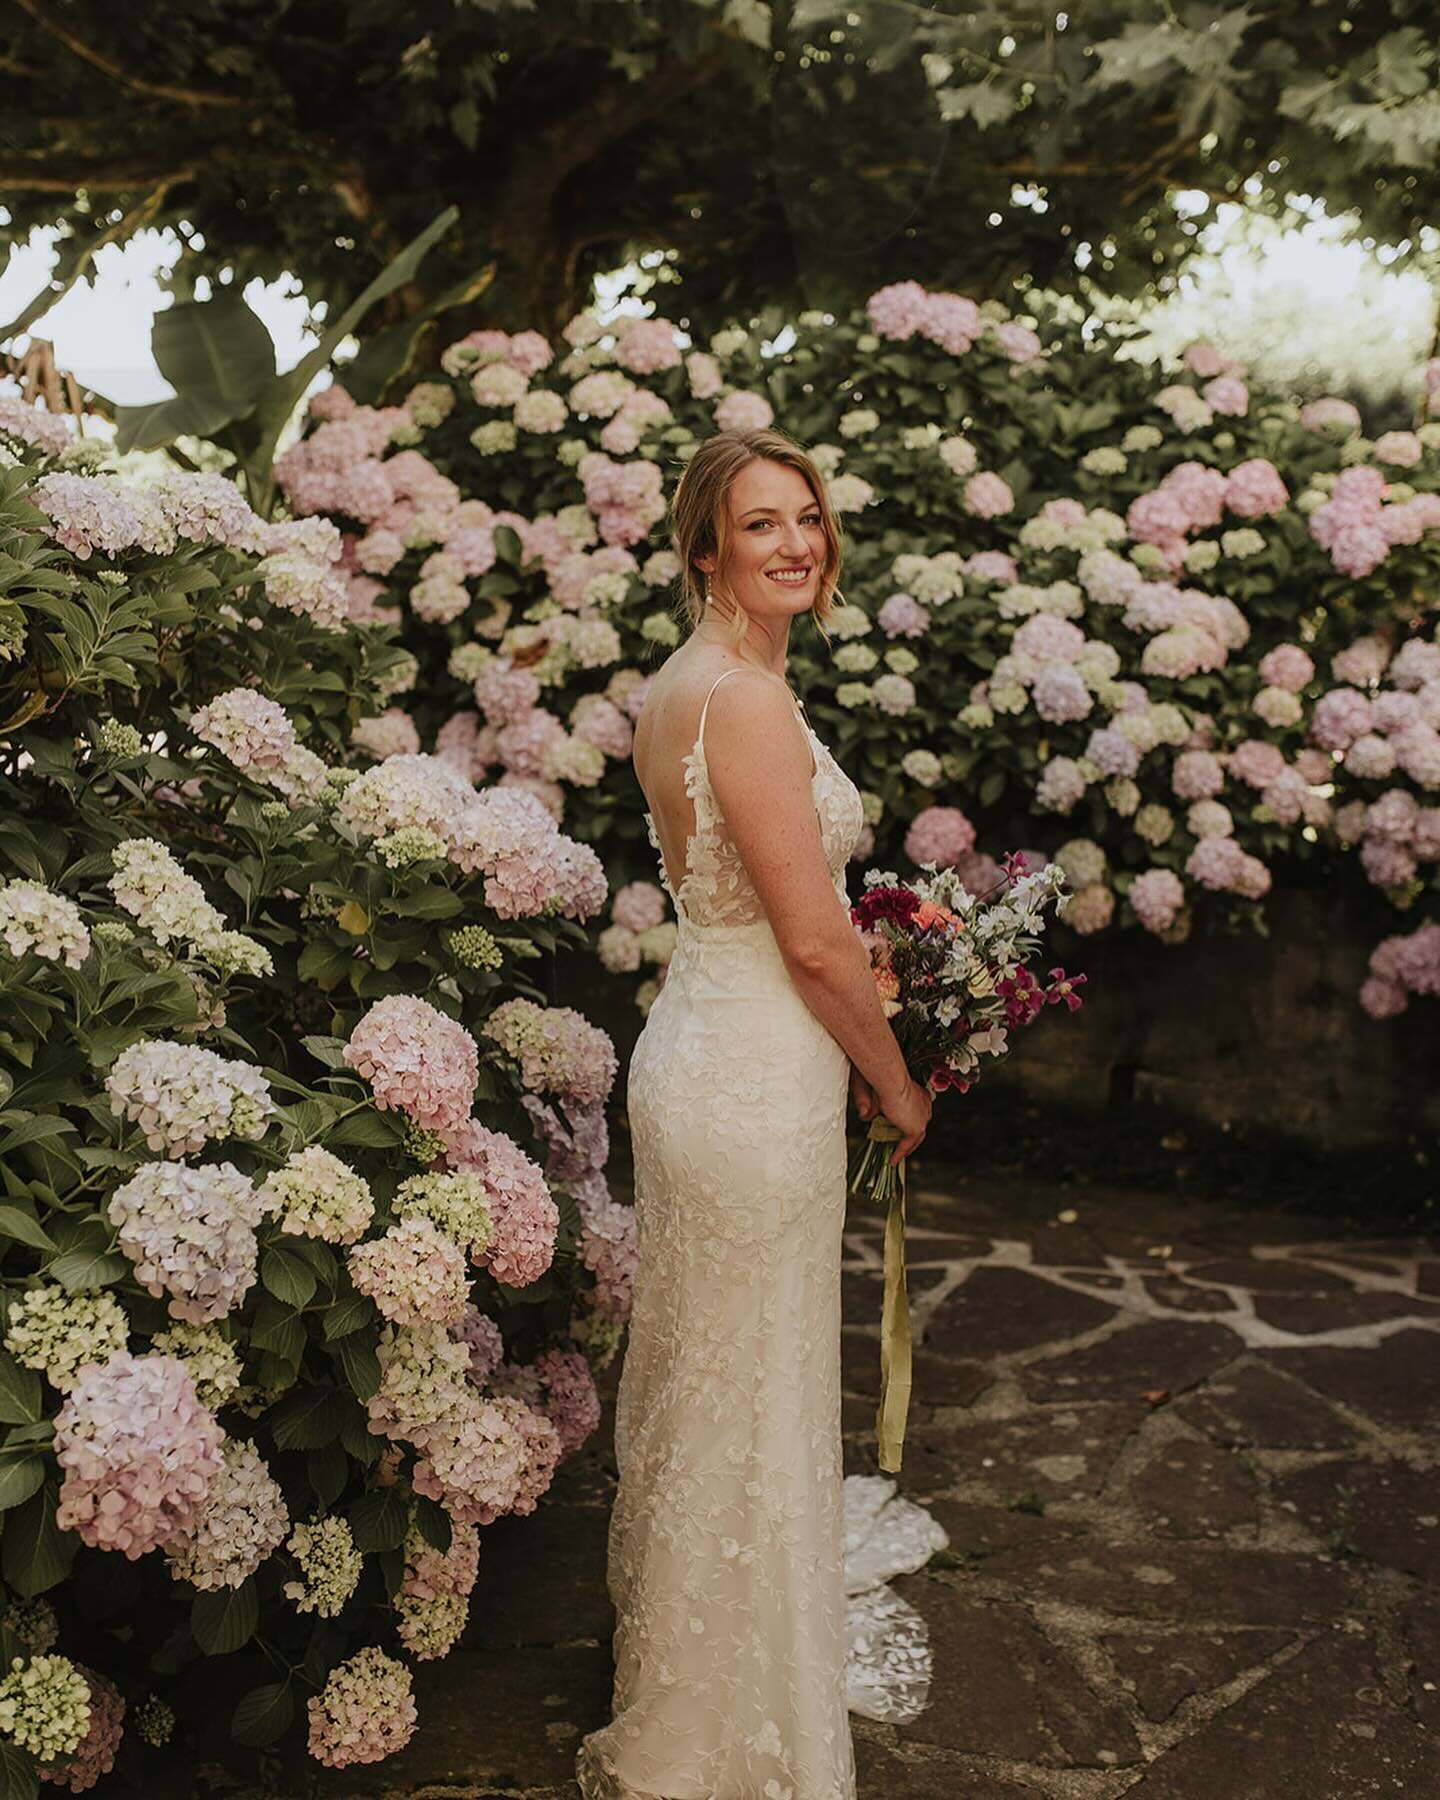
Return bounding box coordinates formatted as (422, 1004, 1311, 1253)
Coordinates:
(669, 427, 844, 650)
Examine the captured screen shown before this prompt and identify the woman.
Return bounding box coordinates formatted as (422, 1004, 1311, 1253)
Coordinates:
(575, 427, 932, 1800)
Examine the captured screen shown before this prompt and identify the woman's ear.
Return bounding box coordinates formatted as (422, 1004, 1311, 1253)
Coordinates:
(694, 552, 716, 576)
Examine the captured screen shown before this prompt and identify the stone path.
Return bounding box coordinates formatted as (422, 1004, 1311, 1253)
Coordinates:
(192, 1163, 1439, 1799)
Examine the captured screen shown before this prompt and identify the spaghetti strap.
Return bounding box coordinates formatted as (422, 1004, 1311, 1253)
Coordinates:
(694, 667, 748, 757)
(695, 667, 806, 759)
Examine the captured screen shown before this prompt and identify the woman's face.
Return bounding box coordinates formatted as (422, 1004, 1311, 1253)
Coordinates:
(696, 458, 829, 624)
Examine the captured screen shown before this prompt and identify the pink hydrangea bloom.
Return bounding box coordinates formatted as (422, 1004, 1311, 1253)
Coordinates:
(344, 994, 479, 1134)
(1226, 739, 1288, 789)
(450, 1307, 506, 1385)
(440, 1120, 558, 1287)
(713, 390, 775, 433)
(1257, 643, 1315, 693)
(965, 550, 1019, 585)
(1185, 836, 1272, 897)
(42, 1666, 125, 1792)
(1129, 868, 1185, 933)
(533, 1346, 601, 1457)
(1225, 459, 1288, 518)
(1202, 375, 1248, 415)
(1373, 430, 1423, 467)
(108, 1160, 272, 1323)
(963, 472, 1014, 518)
(878, 592, 929, 638)
(1309, 687, 1374, 752)
(992, 320, 1043, 364)
(349, 1219, 469, 1327)
(866, 280, 931, 340)
(611, 880, 666, 933)
(613, 317, 683, 374)
(576, 1183, 638, 1323)
(307, 1647, 416, 1768)
(903, 805, 976, 868)
(53, 1354, 223, 1558)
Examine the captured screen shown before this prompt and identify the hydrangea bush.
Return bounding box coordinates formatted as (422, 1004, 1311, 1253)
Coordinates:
(268, 298, 1440, 1021)
(0, 426, 635, 1787)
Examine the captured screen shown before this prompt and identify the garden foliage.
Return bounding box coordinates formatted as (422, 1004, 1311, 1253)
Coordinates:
(0, 415, 632, 1788)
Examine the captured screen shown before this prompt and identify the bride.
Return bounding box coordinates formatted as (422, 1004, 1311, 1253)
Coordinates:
(575, 426, 932, 1800)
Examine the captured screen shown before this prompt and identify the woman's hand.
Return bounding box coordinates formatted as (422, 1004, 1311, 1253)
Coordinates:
(849, 1065, 878, 1123)
(872, 1076, 933, 1167)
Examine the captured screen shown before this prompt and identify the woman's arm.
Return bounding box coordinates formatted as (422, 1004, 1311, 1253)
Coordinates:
(702, 675, 911, 1105)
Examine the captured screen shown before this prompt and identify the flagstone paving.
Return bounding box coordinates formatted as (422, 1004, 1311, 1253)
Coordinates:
(187, 1163, 1438, 1799)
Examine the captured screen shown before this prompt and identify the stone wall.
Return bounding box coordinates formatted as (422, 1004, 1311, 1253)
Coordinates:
(554, 884, 1437, 1152)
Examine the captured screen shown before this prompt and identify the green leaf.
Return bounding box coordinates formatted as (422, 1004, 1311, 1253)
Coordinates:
(307, 1443, 348, 1513)
(0, 1354, 41, 1426)
(323, 1290, 376, 1341)
(2, 1484, 76, 1596)
(0, 1741, 38, 1800)
(414, 1494, 452, 1555)
(0, 1208, 55, 1254)
(261, 1243, 317, 1310)
(191, 1578, 259, 1655)
(327, 1110, 400, 1149)
(47, 1245, 128, 1293)
(230, 1680, 294, 1748)
(301, 1035, 350, 1070)
(348, 1485, 407, 1553)
(0, 1454, 44, 1513)
(154, 289, 276, 421)
(267, 1385, 351, 1451)
(333, 1334, 380, 1402)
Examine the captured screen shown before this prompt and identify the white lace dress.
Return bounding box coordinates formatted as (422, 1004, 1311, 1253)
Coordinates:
(576, 667, 866, 1800)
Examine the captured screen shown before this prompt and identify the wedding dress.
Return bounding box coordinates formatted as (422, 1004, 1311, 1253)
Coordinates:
(575, 666, 868, 1800)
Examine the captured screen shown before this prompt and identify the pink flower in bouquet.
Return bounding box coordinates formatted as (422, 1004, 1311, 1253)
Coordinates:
(344, 994, 479, 1134)
(903, 806, 976, 868)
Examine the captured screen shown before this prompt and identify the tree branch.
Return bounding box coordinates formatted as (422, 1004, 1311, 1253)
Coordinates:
(0, 159, 198, 192)
(10, 0, 252, 108)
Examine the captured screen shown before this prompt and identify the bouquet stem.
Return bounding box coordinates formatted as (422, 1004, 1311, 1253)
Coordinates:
(850, 1117, 912, 1474)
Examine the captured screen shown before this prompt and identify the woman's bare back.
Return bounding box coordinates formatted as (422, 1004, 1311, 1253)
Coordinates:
(633, 643, 816, 902)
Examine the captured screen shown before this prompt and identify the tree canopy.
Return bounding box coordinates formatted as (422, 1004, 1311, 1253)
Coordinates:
(4, 0, 1439, 350)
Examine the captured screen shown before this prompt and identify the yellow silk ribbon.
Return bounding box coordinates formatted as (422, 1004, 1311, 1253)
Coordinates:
(866, 1118, 912, 1474)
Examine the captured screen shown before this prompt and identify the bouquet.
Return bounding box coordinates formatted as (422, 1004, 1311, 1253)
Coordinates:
(848, 851, 1086, 1473)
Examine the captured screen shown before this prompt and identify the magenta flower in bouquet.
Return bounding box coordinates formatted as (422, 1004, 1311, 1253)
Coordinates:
(849, 851, 1086, 1472)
